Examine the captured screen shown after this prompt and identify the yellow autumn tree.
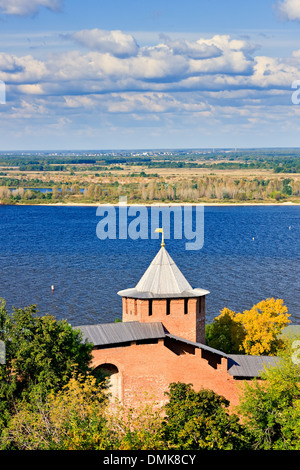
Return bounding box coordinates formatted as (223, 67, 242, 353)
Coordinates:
(235, 298, 290, 356)
(3, 375, 115, 450)
(206, 298, 290, 356)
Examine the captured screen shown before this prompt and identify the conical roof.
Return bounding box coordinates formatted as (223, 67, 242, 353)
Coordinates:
(117, 246, 209, 299)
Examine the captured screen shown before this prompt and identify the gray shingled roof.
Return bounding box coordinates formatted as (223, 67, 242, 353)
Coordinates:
(75, 321, 166, 347)
(165, 333, 228, 358)
(75, 320, 226, 357)
(117, 246, 210, 299)
(75, 321, 280, 378)
(227, 354, 279, 377)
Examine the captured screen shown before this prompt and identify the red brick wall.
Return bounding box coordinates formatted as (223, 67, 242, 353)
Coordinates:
(122, 296, 206, 344)
(92, 340, 244, 410)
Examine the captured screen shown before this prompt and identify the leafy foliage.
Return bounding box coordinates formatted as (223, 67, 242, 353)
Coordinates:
(2, 375, 112, 450)
(238, 340, 300, 450)
(205, 307, 245, 354)
(0, 296, 298, 450)
(108, 392, 165, 450)
(162, 382, 247, 450)
(0, 299, 93, 433)
(236, 298, 290, 355)
(206, 298, 290, 355)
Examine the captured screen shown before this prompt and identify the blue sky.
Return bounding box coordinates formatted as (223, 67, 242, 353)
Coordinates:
(0, 0, 300, 150)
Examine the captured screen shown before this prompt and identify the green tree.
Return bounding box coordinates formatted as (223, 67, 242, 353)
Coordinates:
(52, 186, 59, 200)
(2, 375, 112, 450)
(205, 307, 245, 354)
(238, 339, 300, 450)
(0, 299, 93, 432)
(108, 393, 165, 450)
(162, 382, 247, 450)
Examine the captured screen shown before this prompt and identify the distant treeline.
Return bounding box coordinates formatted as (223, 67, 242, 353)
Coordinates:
(0, 151, 300, 172)
(1, 175, 299, 204)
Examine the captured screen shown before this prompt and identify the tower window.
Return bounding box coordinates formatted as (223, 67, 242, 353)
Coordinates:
(149, 299, 152, 316)
(184, 298, 188, 315)
(166, 299, 171, 315)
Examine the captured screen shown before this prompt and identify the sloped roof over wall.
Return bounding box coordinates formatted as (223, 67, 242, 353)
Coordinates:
(227, 354, 279, 378)
(75, 321, 166, 347)
(164, 332, 228, 358)
(75, 321, 278, 378)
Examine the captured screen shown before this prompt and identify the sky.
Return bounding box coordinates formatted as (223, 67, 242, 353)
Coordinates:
(0, 0, 300, 150)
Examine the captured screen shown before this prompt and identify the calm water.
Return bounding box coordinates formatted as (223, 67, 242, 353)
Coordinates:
(0, 205, 299, 326)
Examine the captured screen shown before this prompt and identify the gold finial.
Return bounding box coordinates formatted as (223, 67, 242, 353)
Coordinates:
(155, 228, 165, 247)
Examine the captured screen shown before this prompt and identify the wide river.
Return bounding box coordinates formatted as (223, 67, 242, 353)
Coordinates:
(0, 204, 299, 326)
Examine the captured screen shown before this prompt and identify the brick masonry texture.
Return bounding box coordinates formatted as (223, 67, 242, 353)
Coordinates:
(92, 340, 244, 408)
(91, 294, 247, 409)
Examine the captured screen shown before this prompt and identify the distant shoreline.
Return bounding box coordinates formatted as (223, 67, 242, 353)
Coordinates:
(3, 201, 299, 207)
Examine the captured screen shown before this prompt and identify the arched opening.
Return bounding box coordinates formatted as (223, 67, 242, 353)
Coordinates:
(94, 363, 122, 402)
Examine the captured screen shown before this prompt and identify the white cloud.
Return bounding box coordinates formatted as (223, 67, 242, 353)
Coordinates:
(0, 52, 23, 73)
(188, 35, 254, 76)
(16, 83, 44, 94)
(103, 92, 210, 114)
(160, 35, 222, 60)
(276, 0, 300, 21)
(0, 0, 62, 16)
(0, 52, 47, 83)
(71, 29, 139, 58)
(1, 28, 299, 145)
(249, 55, 299, 88)
(1, 29, 297, 98)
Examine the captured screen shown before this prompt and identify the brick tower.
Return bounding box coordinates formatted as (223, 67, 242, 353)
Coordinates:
(117, 236, 209, 344)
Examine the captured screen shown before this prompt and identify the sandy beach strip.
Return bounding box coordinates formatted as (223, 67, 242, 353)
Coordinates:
(15, 201, 299, 207)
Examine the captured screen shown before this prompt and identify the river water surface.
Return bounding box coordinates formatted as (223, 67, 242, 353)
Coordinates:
(0, 204, 299, 326)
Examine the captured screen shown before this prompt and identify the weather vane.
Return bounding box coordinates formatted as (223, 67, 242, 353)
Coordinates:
(155, 227, 165, 247)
